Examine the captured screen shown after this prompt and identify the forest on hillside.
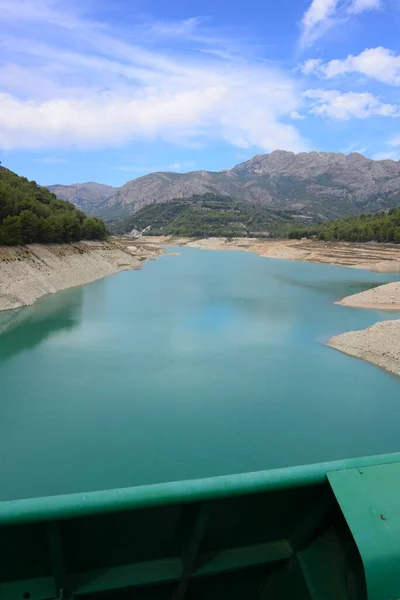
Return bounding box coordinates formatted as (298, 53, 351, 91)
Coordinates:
(113, 193, 310, 238)
(0, 167, 107, 245)
(288, 207, 400, 243)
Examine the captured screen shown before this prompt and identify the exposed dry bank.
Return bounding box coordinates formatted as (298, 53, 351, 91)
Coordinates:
(328, 321, 400, 377)
(2, 235, 400, 377)
(137, 236, 400, 272)
(0, 240, 161, 311)
(336, 281, 400, 310)
(327, 282, 400, 377)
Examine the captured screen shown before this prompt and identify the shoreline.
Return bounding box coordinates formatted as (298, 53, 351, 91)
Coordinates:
(1, 234, 399, 378)
(335, 281, 400, 310)
(0, 240, 162, 312)
(327, 282, 400, 377)
(136, 235, 400, 377)
(327, 321, 400, 378)
(135, 235, 400, 273)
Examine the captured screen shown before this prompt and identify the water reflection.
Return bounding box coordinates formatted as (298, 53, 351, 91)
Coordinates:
(270, 272, 399, 299)
(0, 290, 82, 362)
(1, 248, 400, 501)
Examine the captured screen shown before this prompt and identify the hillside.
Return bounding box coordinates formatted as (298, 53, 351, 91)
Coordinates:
(288, 206, 400, 243)
(48, 151, 400, 223)
(0, 167, 107, 245)
(113, 193, 312, 238)
(47, 182, 116, 214)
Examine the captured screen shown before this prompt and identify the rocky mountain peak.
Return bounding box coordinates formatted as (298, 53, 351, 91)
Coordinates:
(47, 151, 400, 222)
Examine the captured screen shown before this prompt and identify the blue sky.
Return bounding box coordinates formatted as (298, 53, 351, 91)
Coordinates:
(1, 0, 400, 186)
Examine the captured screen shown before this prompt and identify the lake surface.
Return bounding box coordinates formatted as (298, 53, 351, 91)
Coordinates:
(1, 247, 400, 501)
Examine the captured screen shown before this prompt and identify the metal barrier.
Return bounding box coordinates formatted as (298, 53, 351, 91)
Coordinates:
(2, 452, 400, 600)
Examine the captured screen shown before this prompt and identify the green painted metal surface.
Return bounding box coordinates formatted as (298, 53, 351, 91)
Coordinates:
(329, 462, 400, 600)
(1, 453, 400, 599)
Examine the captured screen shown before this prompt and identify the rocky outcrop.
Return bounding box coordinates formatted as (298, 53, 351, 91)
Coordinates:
(48, 151, 400, 221)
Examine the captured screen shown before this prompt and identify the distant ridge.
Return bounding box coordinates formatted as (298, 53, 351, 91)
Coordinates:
(48, 150, 400, 223)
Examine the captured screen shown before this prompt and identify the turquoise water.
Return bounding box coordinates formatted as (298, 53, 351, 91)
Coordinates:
(1, 247, 400, 501)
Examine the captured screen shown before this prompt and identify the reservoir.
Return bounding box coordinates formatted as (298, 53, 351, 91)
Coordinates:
(1, 247, 400, 501)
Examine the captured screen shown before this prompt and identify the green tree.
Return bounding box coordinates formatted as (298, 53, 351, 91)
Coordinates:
(20, 210, 40, 244)
(0, 215, 22, 245)
(46, 215, 65, 243)
(61, 214, 82, 242)
(38, 218, 56, 243)
(288, 206, 400, 245)
(82, 217, 107, 240)
(0, 166, 108, 246)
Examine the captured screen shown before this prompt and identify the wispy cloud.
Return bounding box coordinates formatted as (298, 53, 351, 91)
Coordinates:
(300, 0, 340, 48)
(0, 0, 307, 154)
(304, 89, 400, 119)
(298, 47, 400, 85)
(115, 160, 196, 174)
(33, 156, 68, 164)
(371, 134, 400, 160)
(349, 0, 381, 14)
(290, 111, 306, 120)
(389, 134, 400, 147)
(299, 0, 383, 47)
(372, 150, 400, 160)
(341, 142, 368, 154)
(167, 161, 196, 171)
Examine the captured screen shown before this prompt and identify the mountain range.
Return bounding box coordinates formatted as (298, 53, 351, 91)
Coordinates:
(48, 150, 400, 223)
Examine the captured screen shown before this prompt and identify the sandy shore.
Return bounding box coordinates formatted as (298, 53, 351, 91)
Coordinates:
(137, 235, 400, 272)
(0, 240, 161, 312)
(328, 320, 400, 377)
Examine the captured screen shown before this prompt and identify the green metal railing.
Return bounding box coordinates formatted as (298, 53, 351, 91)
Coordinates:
(2, 452, 400, 525)
(1, 452, 400, 599)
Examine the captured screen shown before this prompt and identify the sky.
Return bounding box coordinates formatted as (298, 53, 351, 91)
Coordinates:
(1, 0, 400, 187)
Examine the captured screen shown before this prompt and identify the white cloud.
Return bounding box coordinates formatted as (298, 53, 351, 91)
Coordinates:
(372, 151, 400, 160)
(349, 0, 381, 14)
(298, 58, 323, 75)
(372, 135, 400, 160)
(290, 111, 306, 120)
(341, 142, 367, 154)
(300, 0, 339, 47)
(33, 157, 68, 164)
(0, 0, 307, 153)
(115, 160, 196, 174)
(298, 47, 400, 86)
(305, 89, 400, 120)
(167, 161, 196, 171)
(0, 88, 228, 149)
(389, 135, 400, 146)
(299, 0, 383, 47)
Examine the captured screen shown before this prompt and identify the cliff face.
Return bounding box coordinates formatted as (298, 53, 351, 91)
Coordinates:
(0, 241, 160, 311)
(48, 151, 400, 221)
